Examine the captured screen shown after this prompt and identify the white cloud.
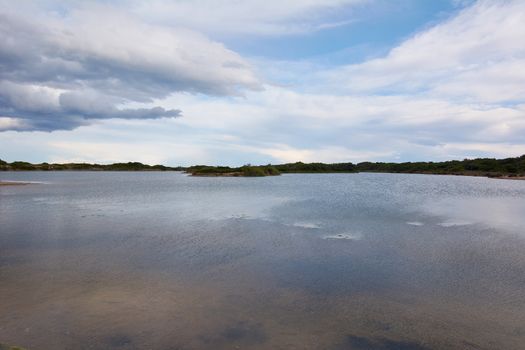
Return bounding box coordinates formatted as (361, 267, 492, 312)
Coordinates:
(324, 0, 525, 103)
(440, 142, 525, 159)
(0, 117, 27, 131)
(129, 0, 367, 36)
(48, 140, 210, 165)
(253, 144, 394, 163)
(149, 82, 525, 163)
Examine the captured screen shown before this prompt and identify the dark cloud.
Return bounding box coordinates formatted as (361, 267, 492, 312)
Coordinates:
(0, 4, 260, 131)
(0, 82, 181, 131)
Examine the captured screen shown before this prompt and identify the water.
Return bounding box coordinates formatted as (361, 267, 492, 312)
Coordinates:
(1, 172, 525, 349)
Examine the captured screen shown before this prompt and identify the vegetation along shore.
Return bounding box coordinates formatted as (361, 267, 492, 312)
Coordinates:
(1, 155, 524, 178)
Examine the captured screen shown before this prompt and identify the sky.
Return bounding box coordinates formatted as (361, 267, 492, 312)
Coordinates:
(1, 0, 524, 166)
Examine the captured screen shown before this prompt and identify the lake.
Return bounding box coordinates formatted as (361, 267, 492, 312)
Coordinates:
(1, 172, 525, 349)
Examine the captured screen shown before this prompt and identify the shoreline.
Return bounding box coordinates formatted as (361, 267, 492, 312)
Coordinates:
(190, 172, 245, 177)
(0, 181, 32, 186)
(186, 171, 525, 180)
(359, 171, 525, 180)
(491, 175, 525, 180)
(1, 172, 524, 181)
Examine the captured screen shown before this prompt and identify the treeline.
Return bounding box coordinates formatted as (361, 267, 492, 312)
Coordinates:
(187, 165, 280, 177)
(2, 155, 525, 177)
(189, 155, 525, 177)
(0, 160, 183, 171)
(187, 162, 357, 176)
(274, 162, 357, 173)
(355, 155, 525, 177)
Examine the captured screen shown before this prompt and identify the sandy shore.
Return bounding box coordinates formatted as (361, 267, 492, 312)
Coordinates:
(0, 181, 32, 186)
(488, 175, 525, 180)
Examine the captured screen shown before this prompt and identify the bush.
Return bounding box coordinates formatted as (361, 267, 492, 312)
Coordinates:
(241, 166, 267, 177)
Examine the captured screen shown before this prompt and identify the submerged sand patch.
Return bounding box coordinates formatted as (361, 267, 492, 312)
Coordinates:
(322, 232, 361, 240)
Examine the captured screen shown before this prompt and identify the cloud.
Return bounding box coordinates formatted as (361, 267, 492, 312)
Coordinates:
(2, 0, 525, 164)
(127, 0, 368, 36)
(252, 144, 394, 163)
(0, 117, 27, 131)
(47, 140, 210, 165)
(324, 0, 525, 103)
(158, 85, 525, 162)
(0, 2, 260, 131)
(0, 81, 181, 131)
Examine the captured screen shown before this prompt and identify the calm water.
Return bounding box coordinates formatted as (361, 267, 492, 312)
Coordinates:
(1, 172, 525, 349)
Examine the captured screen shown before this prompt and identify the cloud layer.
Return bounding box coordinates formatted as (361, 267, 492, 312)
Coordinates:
(325, 0, 525, 104)
(1, 0, 524, 164)
(129, 0, 367, 36)
(0, 2, 260, 130)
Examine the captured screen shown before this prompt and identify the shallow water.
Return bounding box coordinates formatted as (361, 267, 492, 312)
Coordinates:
(1, 172, 525, 349)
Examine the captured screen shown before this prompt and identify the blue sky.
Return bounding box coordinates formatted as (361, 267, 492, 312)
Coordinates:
(1, 0, 524, 166)
(229, 1, 467, 62)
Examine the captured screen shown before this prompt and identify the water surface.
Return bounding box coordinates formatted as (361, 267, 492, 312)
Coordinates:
(1, 172, 525, 349)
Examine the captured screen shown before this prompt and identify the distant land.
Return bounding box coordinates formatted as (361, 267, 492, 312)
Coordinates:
(1, 155, 525, 179)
